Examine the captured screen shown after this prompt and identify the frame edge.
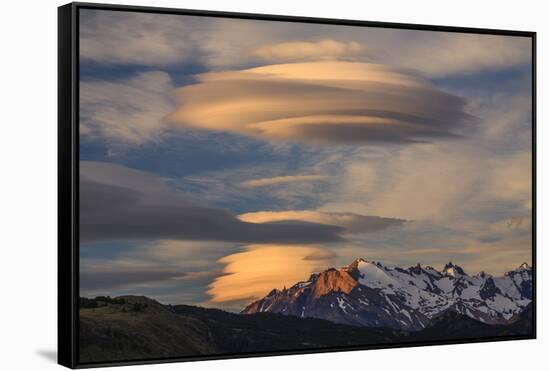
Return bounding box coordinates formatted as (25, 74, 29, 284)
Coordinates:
(72, 1, 535, 36)
(58, 2, 78, 369)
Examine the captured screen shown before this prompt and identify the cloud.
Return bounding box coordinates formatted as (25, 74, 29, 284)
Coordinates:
(208, 245, 334, 303)
(325, 218, 532, 277)
(490, 151, 532, 204)
(321, 145, 481, 221)
(80, 9, 273, 68)
(237, 210, 406, 234)
(79, 239, 237, 302)
(80, 10, 198, 66)
(253, 40, 365, 61)
(242, 31, 531, 77)
(80, 71, 174, 145)
(177, 159, 340, 211)
(321, 144, 532, 223)
(239, 174, 329, 188)
(320, 89, 533, 222)
(168, 61, 473, 145)
(382, 33, 531, 77)
(241, 31, 531, 77)
(80, 9, 531, 77)
(303, 249, 338, 261)
(80, 239, 231, 295)
(80, 266, 183, 291)
(80, 161, 345, 244)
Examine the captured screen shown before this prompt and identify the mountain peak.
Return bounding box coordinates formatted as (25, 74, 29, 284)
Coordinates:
(504, 263, 533, 282)
(350, 257, 368, 266)
(443, 261, 455, 269)
(267, 288, 281, 297)
(475, 271, 490, 279)
(442, 262, 467, 277)
(346, 257, 374, 271)
(408, 263, 424, 275)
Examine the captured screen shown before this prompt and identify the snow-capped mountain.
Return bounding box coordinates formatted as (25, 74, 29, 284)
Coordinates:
(242, 259, 533, 331)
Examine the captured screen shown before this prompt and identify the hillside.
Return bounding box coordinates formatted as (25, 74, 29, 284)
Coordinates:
(79, 296, 217, 362)
(79, 295, 533, 364)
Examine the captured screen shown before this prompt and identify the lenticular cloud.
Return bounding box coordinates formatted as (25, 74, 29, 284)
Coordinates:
(168, 61, 474, 145)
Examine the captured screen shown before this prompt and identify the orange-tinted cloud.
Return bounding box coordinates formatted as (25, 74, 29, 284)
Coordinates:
(237, 210, 405, 234)
(239, 174, 329, 188)
(207, 245, 334, 303)
(167, 61, 472, 145)
(253, 40, 365, 61)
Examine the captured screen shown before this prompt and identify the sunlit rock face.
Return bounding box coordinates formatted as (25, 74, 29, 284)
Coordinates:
(242, 259, 533, 331)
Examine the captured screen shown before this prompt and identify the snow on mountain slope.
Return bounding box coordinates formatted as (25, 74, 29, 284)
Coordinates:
(242, 259, 533, 331)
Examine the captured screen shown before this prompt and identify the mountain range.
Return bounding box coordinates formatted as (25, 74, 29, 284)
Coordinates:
(242, 259, 533, 331)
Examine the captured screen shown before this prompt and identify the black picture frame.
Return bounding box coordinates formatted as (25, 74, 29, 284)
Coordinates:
(58, 2, 537, 369)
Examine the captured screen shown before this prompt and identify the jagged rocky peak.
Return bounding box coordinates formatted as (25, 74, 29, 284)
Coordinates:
(266, 288, 281, 297)
(474, 271, 491, 279)
(442, 261, 467, 277)
(346, 257, 372, 279)
(307, 272, 320, 281)
(479, 276, 501, 300)
(408, 263, 424, 275)
(505, 262, 532, 276)
(311, 268, 357, 298)
(346, 257, 368, 269)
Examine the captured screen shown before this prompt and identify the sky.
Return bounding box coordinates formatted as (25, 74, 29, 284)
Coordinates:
(79, 9, 533, 311)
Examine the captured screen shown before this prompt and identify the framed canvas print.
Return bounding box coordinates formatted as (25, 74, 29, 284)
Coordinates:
(58, 2, 536, 368)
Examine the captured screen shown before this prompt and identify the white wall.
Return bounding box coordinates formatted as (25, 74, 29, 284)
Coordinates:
(0, 0, 546, 370)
